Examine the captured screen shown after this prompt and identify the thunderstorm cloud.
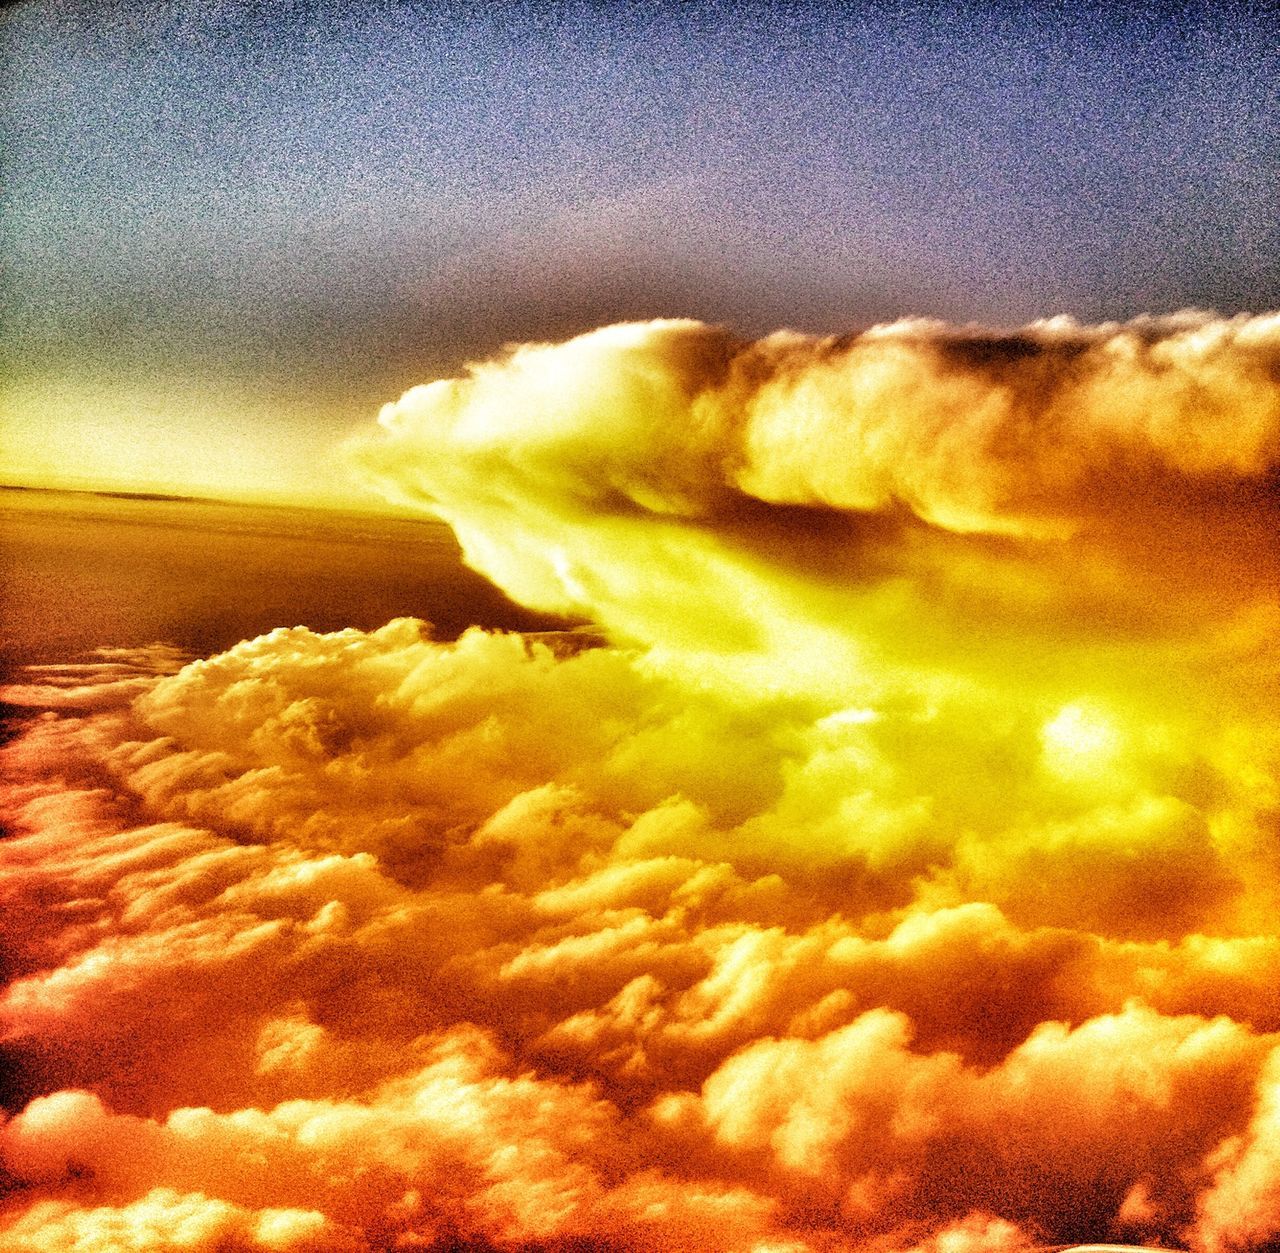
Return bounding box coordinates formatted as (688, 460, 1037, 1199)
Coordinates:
(3, 315, 1280, 1251)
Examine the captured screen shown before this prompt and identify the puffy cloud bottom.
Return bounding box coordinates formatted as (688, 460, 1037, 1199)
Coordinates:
(1, 618, 1278, 1251)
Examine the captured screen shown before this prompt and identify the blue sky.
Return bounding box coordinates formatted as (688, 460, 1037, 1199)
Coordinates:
(3, 0, 1277, 501)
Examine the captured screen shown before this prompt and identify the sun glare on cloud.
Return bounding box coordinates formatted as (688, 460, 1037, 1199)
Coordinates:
(1041, 702, 1124, 781)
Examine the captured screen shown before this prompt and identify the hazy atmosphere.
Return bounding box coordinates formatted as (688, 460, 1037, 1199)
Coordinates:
(2, 4, 1279, 1252)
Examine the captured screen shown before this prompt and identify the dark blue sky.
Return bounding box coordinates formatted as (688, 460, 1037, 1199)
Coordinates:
(3, 0, 1277, 501)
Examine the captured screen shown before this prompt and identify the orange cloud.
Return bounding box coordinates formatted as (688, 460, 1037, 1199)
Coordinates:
(3, 315, 1279, 1250)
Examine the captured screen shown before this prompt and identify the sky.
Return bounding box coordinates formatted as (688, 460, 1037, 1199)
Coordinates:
(2, 0, 1278, 503)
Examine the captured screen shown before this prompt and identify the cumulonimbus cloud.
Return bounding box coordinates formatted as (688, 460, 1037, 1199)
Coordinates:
(2, 316, 1279, 1251)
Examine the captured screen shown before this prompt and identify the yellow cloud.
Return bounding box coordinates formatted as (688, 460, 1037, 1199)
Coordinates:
(3, 314, 1280, 1250)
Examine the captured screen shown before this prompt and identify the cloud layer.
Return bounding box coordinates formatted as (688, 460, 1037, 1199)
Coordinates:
(3, 316, 1280, 1251)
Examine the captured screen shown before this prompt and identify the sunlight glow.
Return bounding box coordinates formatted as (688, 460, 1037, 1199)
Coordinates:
(1041, 702, 1124, 779)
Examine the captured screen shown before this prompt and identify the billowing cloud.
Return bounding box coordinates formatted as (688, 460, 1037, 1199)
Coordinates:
(352, 315, 1280, 680)
(3, 316, 1280, 1250)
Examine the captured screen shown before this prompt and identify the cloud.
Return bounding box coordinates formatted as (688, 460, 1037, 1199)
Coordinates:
(0, 1187, 340, 1253)
(352, 314, 1280, 654)
(3, 316, 1280, 1249)
(1191, 1049, 1280, 1253)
